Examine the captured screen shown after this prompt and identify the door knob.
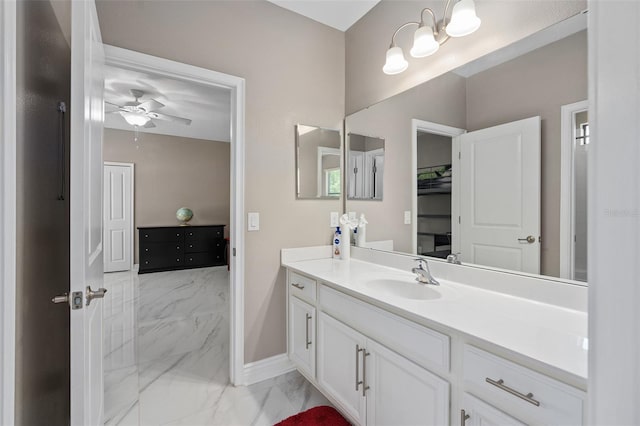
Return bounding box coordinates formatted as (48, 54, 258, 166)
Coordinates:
(518, 235, 535, 244)
(86, 286, 107, 306)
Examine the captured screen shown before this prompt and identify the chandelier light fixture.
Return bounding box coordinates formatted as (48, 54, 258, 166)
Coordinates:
(383, 0, 481, 75)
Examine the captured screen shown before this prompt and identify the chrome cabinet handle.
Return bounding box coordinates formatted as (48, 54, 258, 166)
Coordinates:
(85, 286, 107, 306)
(305, 313, 312, 349)
(486, 377, 540, 407)
(517, 235, 536, 244)
(291, 283, 305, 290)
(355, 345, 364, 391)
(362, 349, 370, 397)
(460, 409, 470, 426)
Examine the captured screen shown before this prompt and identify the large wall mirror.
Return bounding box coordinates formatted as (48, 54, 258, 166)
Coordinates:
(296, 124, 342, 199)
(345, 12, 588, 284)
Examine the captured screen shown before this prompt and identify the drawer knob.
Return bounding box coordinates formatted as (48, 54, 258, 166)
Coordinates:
(176, 233, 180, 237)
(189, 258, 193, 261)
(189, 244, 193, 248)
(189, 232, 193, 236)
(291, 283, 305, 290)
(145, 248, 149, 252)
(144, 234, 148, 238)
(177, 246, 180, 250)
(145, 261, 149, 264)
(485, 377, 540, 407)
(176, 258, 180, 262)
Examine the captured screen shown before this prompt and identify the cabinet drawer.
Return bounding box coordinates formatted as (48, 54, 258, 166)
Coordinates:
(288, 271, 316, 303)
(185, 239, 225, 253)
(319, 284, 449, 374)
(139, 228, 183, 243)
(463, 345, 585, 425)
(140, 253, 184, 270)
(185, 227, 224, 242)
(185, 251, 224, 267)
(140, 242, 185, 256)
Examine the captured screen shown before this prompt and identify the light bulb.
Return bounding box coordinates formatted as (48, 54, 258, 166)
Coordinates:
(446, 0, 481, 37)
(382, 46, 409, 75)
(410, 26, 440, 58)
(120, 111, 150, 127)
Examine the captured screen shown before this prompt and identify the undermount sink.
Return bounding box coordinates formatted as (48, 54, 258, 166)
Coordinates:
(365, 278, 443, 301)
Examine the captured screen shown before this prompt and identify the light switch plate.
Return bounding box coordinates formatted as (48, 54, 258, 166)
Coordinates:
(248, 212, 259, 231)
(404, 210, 411, 225)
(330, 212, 339, 227)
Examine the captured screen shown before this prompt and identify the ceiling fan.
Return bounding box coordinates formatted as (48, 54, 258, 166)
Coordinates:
(106, 89, 192, 128)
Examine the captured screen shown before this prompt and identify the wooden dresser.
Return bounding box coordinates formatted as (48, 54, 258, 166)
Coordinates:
(138, 225, 226, 274)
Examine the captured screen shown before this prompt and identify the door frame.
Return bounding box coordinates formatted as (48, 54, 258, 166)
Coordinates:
(103, 45, 246, 385)
(0, 0, 16, 423)
(103, 162, 135, 272)
(559, 100, 588, 280)
(411, 119, 465, 255)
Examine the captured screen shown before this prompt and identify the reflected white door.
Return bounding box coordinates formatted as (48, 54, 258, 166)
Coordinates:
(103, 163, 133, 272)
(456, 116, 541, 274)
(70, 0, 106, 424)
(348, 151, 365, 198)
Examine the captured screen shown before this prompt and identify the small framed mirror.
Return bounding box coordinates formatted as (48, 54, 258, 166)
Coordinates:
(347, 133, 385, 200)
(295, 124, 342, 199)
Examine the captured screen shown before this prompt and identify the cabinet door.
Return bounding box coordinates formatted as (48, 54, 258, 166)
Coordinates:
(317, 312, 366, 425)
(365, 339, 449, 426)
(289, 296, 315, 378)
(461, 393, 525, 426)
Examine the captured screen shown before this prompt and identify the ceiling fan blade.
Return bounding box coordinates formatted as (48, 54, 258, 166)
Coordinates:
(143, 120, 156, 129)
(105, 101, 124, 108)
(148, 112, 192, 126)
(138, 99, 165, 113)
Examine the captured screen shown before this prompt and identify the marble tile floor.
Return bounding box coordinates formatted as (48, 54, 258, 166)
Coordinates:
(103, 266, 330, 426)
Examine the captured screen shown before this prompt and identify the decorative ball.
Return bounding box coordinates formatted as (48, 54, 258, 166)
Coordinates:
(176, 207, 194, 225)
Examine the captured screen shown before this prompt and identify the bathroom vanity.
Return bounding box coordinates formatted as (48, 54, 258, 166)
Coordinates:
(282, 246, 587, 426)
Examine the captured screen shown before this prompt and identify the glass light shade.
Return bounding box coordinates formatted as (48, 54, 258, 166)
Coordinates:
(446, 0, 481, 37)
(410, 26, 440, 58)
(120, 111, 150, 127)
(382, 46, 409, 75)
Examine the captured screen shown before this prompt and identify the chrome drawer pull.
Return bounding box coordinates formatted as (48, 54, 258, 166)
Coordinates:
(460, 409, 470, 426)
(355, 345, 364, 391)
(486, 377, 540, 407)
(291, 283, 305, 290)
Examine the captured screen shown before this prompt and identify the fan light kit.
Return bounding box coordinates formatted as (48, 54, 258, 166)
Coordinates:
(383, 0, 481, 75)
(107, 89, 193, 129)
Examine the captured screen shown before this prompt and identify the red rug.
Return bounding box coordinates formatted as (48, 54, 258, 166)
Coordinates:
(275, 406, 350, 426)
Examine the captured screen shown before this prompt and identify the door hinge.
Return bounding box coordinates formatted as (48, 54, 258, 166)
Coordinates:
(458, 216, 461, 224)
(233, 247, 236, 257)
(539, 236, 542, 243)
(458, 151, 461, 159)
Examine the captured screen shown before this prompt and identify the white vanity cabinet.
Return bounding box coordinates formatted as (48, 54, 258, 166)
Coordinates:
(317, 312, 449, 426)
(461, 393, 525, 426)
(287, 271, 317, 377)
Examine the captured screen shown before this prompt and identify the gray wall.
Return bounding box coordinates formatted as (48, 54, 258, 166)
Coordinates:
(103, 129, 231, 264)
(16, 0, 70, 423)
(96, 0, 345, 363)
(417, 133, 452, 169)
(345, 0, 586, 114)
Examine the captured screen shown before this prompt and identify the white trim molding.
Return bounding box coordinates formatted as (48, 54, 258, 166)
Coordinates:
(243, 353, 295, 386)
(0, 0, 17, 424)
(410, 119, 466, 255)
(559, 100, 588, 280)
(588, 1, 640, 424)
(103, 45, 247, 385)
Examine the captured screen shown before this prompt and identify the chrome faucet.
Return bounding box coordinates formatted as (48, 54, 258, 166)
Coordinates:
(446, 252, 461, 265)
(412, 258, 440, 286)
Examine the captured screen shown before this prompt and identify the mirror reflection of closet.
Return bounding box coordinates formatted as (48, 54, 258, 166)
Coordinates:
(347, 133, 385, 200)
(295, 124, 342, 199)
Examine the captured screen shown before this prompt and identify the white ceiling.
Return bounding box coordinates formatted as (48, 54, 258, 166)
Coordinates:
(266, 0, 380, 31)
(104, 65, 231, 142)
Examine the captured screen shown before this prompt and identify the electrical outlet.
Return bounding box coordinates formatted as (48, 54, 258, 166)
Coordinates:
(248, 212, 260, 231)
(330, 211, 340, 227)
(348, 211, 357, 221)
(404, 211, 411, 225)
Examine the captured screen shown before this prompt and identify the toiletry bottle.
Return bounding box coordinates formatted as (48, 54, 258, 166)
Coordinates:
(333, 227, 341, 259)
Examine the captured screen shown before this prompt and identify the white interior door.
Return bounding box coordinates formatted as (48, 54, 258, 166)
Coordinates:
(103, 163, 133, 273)
(456, 116, 541, 274)
(70, 0, 105, 424)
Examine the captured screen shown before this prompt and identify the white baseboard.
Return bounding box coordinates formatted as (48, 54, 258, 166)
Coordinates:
(243, 353, 294, 386)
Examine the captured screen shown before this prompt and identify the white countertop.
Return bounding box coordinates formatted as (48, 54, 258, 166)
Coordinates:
(282, 257, 588, 382)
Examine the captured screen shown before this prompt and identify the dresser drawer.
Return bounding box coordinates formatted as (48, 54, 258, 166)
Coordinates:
(140, 228, 184, 243)
(140, 242, 185, 256)
(185, 251, 224, 267)
(319, 284, 449, 374)
(185, 239, 225, 253)
(289, 271, 316, 304)
(185, 227, 224, 242)
(140, 253, 184, 270)
(463, 345, 585, 425)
